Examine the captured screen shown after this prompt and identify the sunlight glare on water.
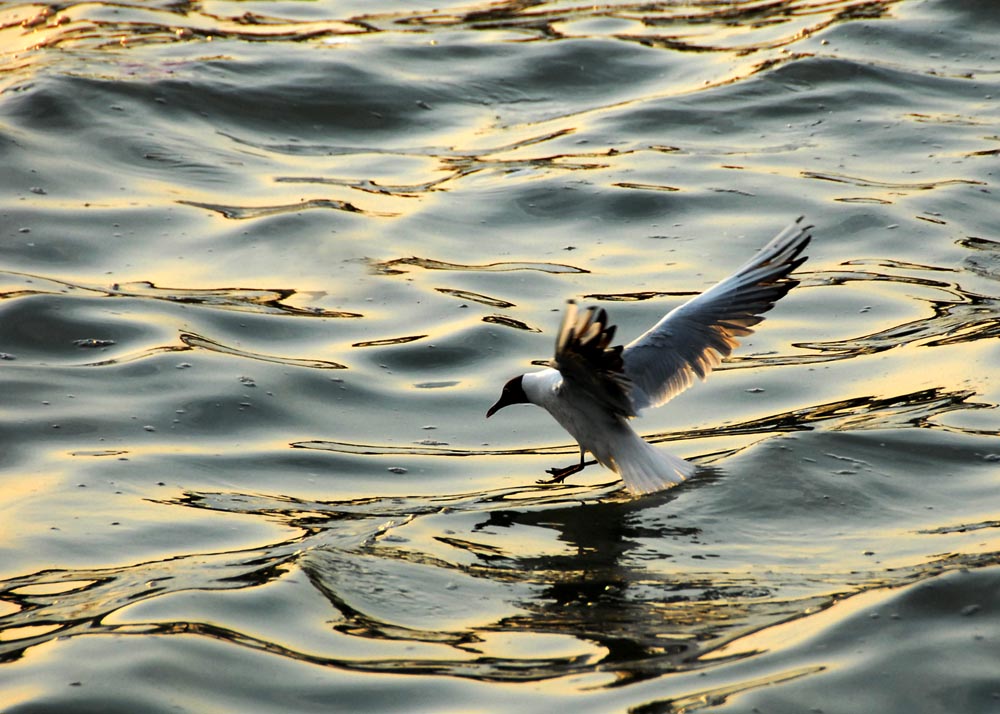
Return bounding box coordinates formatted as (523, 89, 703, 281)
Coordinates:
(1, 0, 999, 712)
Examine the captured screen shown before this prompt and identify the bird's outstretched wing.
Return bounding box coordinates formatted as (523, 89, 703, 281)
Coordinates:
(550, 300, 635, 418)
(623, 217, 812, 412)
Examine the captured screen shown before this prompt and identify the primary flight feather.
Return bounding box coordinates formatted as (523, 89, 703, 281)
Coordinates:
(487, 217, 812, 495)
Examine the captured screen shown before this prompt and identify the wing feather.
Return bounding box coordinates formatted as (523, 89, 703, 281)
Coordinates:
(550, 300, 635, 418)
(622, 217, 811, 412)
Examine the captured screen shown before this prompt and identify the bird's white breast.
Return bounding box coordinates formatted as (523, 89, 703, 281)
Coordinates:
(521, 368, 630, 469)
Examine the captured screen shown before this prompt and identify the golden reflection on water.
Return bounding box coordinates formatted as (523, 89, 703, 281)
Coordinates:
(2, 0, 999, 709)
(0, 623, 61, 643)
(702, 585, 899, 663)
(8, 580, 99, 597)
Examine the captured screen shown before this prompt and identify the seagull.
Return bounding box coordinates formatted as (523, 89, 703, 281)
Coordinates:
(486, 217, 811, 496)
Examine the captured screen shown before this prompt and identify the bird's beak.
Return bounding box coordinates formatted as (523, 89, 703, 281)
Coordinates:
(486, 397, 505, 418)
(486, 390, 517, 418)
(487, 376, 527, 418)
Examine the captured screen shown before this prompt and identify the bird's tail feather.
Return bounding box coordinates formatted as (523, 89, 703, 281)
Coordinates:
(611, 435, 694, 495)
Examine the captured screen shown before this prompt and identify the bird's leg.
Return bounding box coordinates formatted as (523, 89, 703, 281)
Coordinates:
(539, 448, 586, 484)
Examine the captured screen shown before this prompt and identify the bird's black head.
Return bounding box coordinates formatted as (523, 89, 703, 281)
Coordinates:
(486, 375, 528, 418)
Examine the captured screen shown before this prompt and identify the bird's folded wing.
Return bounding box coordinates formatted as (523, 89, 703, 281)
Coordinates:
(623, 217, 812, 412)
(550, 300, 636, 418)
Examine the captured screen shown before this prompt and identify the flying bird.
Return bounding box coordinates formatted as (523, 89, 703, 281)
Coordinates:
(487, 217, 811, 495)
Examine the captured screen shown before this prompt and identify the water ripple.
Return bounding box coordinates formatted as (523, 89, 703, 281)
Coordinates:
(0, 270, 361, 319)
(178, 198, 390, 219)
(291, 385, 992, 463)
(4, 457, 998, 684)
(3, 0, 1000, 709)
(802, 170, 986, 192)
(371, 257, 589, 275)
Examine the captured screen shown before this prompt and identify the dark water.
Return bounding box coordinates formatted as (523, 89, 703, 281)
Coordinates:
(1, 1, 999, 711)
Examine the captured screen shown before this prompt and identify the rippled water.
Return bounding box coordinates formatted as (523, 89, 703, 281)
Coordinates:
(1, 1, 999, 712)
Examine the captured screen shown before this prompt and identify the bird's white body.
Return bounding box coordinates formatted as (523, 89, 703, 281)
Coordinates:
(521, 370, 693, 493)
(488, 218, 812, 496)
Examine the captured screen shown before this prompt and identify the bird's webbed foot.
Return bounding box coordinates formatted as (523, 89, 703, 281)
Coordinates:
(538, 461, 585, 485)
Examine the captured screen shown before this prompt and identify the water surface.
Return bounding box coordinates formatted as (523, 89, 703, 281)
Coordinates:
(1, 1, 999, 712)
